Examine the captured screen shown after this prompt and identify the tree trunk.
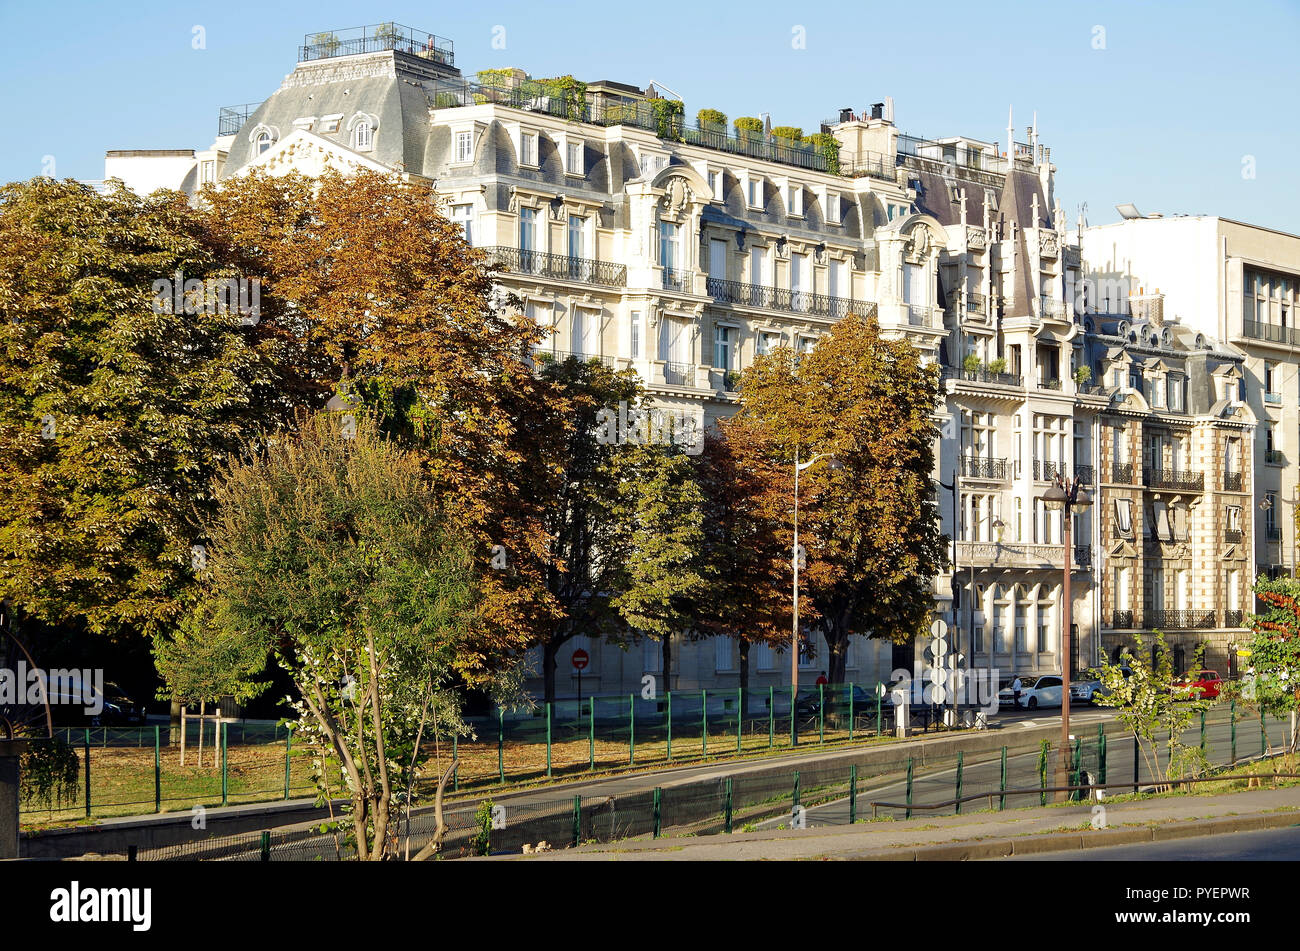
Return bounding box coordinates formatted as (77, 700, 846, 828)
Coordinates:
(168, 696, 181, 747)
(661, 634, 673, 694)
(410, 758, 458, 861)
(543, 640, 558, 705)
(825, 624, 849, 684)
(738, 638, 750, 695)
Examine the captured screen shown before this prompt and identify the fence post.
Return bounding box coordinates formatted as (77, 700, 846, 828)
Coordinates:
(1200, 709, 1207, 754)
(452, 734, 458, 792)
(546, 702, 553, 777)
(792, 770, 801, 812)
(998, 746, 1007, 811)
(701, 689, 708, 757)
(666, 691, 672, 762)
(153, 726, 161, 813)
(818, 683, 824, 745)
(876, 682, 883, 737)
(652, 787, 662, 838)
(1071, 736, 1082, 801)
(724, 777, 733, 834)
(1098, 725, 1107, 786)
(220, 722, 228, 807)
(1132, 731, 1140, 793)
(955, 751, 964, 814)
(768, 686, 774, 749)
(587, 699, 594, 772)
(283, 727, 291, 800)
(498, 707, 505, 782)
(84, 728, 91, 818)
(1230, 700, 1237, 765)
(1261, 710, 1268, 756)
(572, 796, 581, 848)
(848, 682, 855, 741)
(849, 764, 857, 824)
(790, 685, 797, 747)
(736, 687, 742, 754)
(260, 831, 270, 862)
(629, 694, 635, 766)
(905, 757, 913, 819)
(1040, 737, 1050, 805)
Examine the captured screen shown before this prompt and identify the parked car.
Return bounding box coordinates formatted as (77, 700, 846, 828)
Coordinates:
(998, 674, 1063, 710)
(796, 685, 875, 718)
(1173, 670, 1222, 701)
(1071, 667, 1132, 704)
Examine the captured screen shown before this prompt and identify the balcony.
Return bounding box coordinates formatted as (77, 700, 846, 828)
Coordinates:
(1224, 609, 1245, 627)
(300, 23, 454, 66)
(1260, 564, 1288, 580)
(1243, 317, 1300, 347)
(1265, 391, 1283, 405)
(1111, 610, 1135, 629)
(1266, 449, 1286, 467)
(532, 349, 618, 368)
(957, 541, 1091, 570)
(1032, 459, 1067, 482)
(1075, 464, 1094, 485)
(1267, 526, 1282, 542)
(1223, 471, 1243, 491)
(959, 456, 1010, 480)
(1143, 468, 1205, 491)
(1111, 462, 1135, 484)
(1143, 609, 1217, 630)
(906, 303, 935, 327)
(1037, 377, 1063, 391)
(218, 102, 260, 136)
(706, 278, 866, 320)
(940, 367, 1023, 388)
(661, 267, 688, 292)
(661, 362, 695, 386)
(1224, 529, 1243, 544)
(486, 246, 627, 288)
(1037, 297, 1068, 319)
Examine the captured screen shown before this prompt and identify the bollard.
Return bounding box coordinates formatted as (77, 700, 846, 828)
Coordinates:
(999, 746, 1007, 811)
(849, 764, 857, 824)
(955, 752, 964, 814)
(736, 687, 743, 754)
(1230, 700, 1237, 765)
(629, 695, 635, 766)
(666, 691, 673, 762)
(260, 831, 270, 861)
(702, 689, 708, 757)
(284, 727, 292, 800)
(546, 702, 553, 777)
(905, 757, 914, 819)
(572, 796, 582, 848)
(793, 770, 801, 811)
(154, 726, 161, 813)
(652, 787, 662, 838)
(724, 778, 733, 834)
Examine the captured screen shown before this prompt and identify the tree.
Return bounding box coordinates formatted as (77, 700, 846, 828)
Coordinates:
(199, 168, 565, 685)
(1094, 630, 1211, 784)
(0, 178, 286, 641)
(152, 600, 271, 711)
(604, 442, 709, 690)
(195, 412, 493, 860)
(532, 356, 641, 704)
(737, 313, 946, 682)
(1238, 577, 1300, 753)
(695, 416, 804, 692)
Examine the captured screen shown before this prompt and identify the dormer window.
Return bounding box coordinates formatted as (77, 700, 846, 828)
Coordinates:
(318, 115, 342, 134)
(353, 120, 373, 151)
(786, 182, 803, 217)
(454, 131, 474, 164)
(566, 140, 584, 176)
(520, 131, 538, 167)
(254, 131, 272, 155)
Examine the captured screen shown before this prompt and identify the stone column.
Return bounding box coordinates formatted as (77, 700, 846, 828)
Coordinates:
(0, 740, 29, 860)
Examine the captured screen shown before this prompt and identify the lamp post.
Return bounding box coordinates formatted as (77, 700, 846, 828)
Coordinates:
(792, 448, 838, 745)
(1041, 474, 1091, 799)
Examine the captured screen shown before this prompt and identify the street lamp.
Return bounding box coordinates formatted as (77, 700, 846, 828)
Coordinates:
(1042, 474, 1092, 799)
(792, 448, 839, 744)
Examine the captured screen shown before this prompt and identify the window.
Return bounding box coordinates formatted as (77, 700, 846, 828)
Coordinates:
(797, 335, 817, 355)
(1114, 567, 1131, 611)
(658, 220, 680, 273)
(757, 331, 781, 356)
(790, 252, 810, 311)
(199, 160, 215, 184)
(709, 238, 728, 280)
(566, 140, 584, 175)
(639, 151, 666, 177)
(824, 193, 841, 225)
(318, 114, 341, 133)
(352, 120, 373, 151)
(746, 176, 764, 210)
(519, 206, 537, 254)
(786, 183, 803, 217)
(643, 637, 661, 673)
(713, 325, 735, 372)
(571, 308, 598, 358)
(1152, 500, 1172, 541)
(1113, 498, 1133, 536)
(454, 131, 474, 164)
(753, 641, 775, 671)
(749, 245, 771, 286)
(629, 310, 641, 359)
(520, 131, 538, 167)
(1226, 505, 1242, 533)
(707, 170, 721, 200)
(254, 131, 272, 155)
(798, 634, 817, 669)
(828, 258, 848, 300)
(567, 215, 587, 260)
(714, 638, 733, 672)
(450, 204, 474, 244)
(1167, 375, 1183, 411)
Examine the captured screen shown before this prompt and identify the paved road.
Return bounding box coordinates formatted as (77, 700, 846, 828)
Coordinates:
(1006, 824, 1300, 861)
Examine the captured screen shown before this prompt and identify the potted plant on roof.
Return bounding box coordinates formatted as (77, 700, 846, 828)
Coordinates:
(735, 117, 764, 148)
(697, 109, 728, 136)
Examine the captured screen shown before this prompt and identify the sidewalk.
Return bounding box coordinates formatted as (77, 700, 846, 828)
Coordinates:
(494, 786, 1300, 861)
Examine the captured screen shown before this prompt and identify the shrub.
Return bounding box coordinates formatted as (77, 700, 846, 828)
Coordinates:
(771, 125, 804, 143)
(962, 353, 982, 373)
(697, 108, 728, 131)
(987, 357, 1008, 374)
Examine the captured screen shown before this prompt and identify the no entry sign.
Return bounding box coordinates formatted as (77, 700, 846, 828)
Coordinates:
(571, 649, 590, 670)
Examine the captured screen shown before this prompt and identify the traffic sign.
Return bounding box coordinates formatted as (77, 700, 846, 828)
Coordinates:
(571, 649, 590, 670)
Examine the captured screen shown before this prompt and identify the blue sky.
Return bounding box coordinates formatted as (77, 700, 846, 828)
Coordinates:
(3, 0, 1297, 231)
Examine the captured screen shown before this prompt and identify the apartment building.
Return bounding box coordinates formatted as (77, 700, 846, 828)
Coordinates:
(110, 23, 1133, 697)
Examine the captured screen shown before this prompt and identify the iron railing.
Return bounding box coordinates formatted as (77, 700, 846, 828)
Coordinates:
(1266, 450, 1286, 467)
(1267, 526, 1283, 542)
(661, 268, 688, 292)
(1032, 459, 1066, 482)
(1224, 609, 1245, 627)
(1143, 468, 1205, 491)
(1223, 471, 1243, 492)
(1224, 529, 1243, 544)
(1074, 545, 1092, 568)
(1265, 391, 1283, 405)
(1243, 317, 1300, 347)
(299, 23, 454, 65)
(662, 362, 695, 386)
(218, 102, 260, 136)
(485, 246, 626, 288)
(940, 367, 1022, 388)
(959, 457, 1010, 480)
(1111, 462, 1135, 484)
(706, 278, 864, 320)
(1037, 377, 1063, 391)
(1144, 609, 1217, 630)
(1111, 610, 1135, 629)
(533, 349, 618, 368)
(1074, 464, 1094, 485)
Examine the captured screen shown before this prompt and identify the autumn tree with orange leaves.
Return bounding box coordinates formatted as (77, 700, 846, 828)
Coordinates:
(1239, 577, 1300, 752)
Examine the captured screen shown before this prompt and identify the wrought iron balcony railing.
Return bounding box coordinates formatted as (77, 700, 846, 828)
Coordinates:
(1265, 391, 1283, 405)
(1224, 529, 1243, 544)
(706, 278, 867, 320)
(662, 362, 695, 386)
(1224, 609, 1245, 627)
(1111, 610, 1135, 629)
(1243, 317, 1300, 347)
(1033, 459, 1066, 482)
(1267, 526, 1282, 541)
(1037, 377, 1063, 391)
(1111, 462, 1134, 484)
(486, 246, 627, 287)
(1144, 609, 1217, 630)
(300, 23, 454, 65)
(1223, 471, 1243, 492)
(1266, 449, 1286, 466)
(1143, 467, 1205, 491)
(959, 456, 1010, 480)
(661, 267, 688, 291)
(940, 366, 1023, 388)
(1075, 545, 1092, 568)
(1075, 464, 1094, 485)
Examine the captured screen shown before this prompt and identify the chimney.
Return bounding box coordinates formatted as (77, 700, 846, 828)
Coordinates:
(839, 107, 853, 124)
(870, 102, 884, 120)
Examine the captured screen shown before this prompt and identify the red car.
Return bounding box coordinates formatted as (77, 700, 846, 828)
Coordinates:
(1173, 670, 1222, 700)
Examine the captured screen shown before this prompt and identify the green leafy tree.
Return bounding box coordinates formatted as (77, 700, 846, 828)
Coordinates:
(1095, 630, 1211, 783)
(152, 600, 271, 711)
(1236, 577, 1300, 753)
(195, 412, 492, 860)
(604, 442, 709, 688)
(738, 314, 946, 682)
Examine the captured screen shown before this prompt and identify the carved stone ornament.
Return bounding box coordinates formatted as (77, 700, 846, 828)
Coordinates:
(1039, 230, 1060, 258)
(659, 177, 693, 222)
(965, 226, 987, 250)
(906, 226, 930, 260)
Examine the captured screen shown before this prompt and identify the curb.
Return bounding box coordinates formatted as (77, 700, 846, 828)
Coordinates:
(846, 808, 1300, 861)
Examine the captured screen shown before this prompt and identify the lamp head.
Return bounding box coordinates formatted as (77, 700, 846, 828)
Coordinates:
(1041, 483, 1068, 511)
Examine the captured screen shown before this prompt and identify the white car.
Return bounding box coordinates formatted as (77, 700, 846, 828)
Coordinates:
(998, 674, 1064, 710)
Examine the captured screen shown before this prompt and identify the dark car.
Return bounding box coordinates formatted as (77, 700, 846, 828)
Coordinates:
(796, 685, 875, 718)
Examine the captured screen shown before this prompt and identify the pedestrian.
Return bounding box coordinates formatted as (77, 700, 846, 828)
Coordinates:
(815, 671, 828, 687)
(1011, 676, 1023, 709)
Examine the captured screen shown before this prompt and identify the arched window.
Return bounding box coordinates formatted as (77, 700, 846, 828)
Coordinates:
(353, 120, 373, 151)
(254, 131, 272, 155)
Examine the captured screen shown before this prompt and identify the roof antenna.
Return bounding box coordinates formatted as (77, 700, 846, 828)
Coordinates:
(645, 79, 683, 101)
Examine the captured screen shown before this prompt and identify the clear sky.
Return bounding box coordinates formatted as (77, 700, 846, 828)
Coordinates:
(3, 0, 1297, 232)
